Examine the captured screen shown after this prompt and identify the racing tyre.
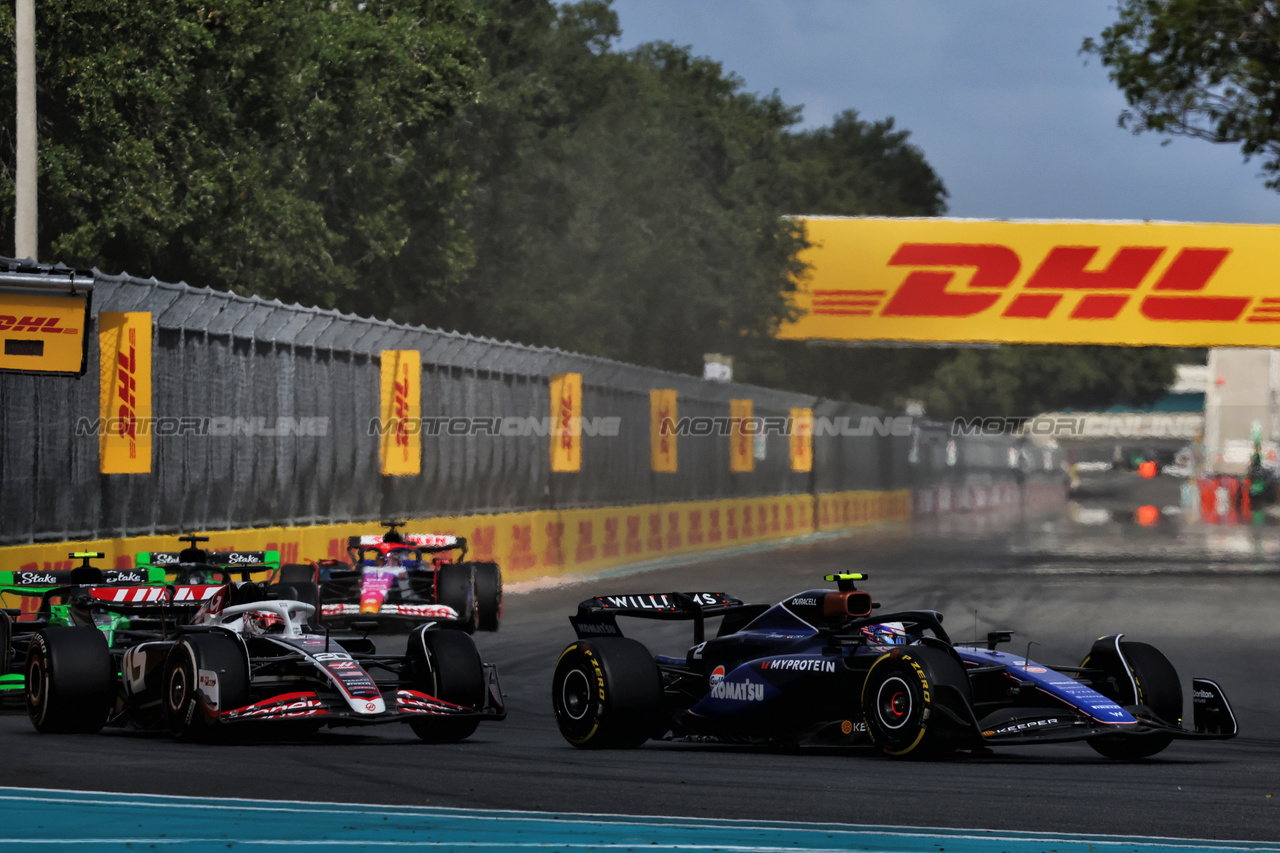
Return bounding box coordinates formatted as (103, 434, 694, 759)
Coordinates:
(435, 564, 478, 634)
(1082, 639, 1181, 760)
(163, 632, 250, 741)
(278, 564, 317, 584)
(861, 646, 973, 758)
(25, 628, 113, 734)
(471, 562, 503, 632)
(408, 627, 485, 743)
(551, 637, 662, 749)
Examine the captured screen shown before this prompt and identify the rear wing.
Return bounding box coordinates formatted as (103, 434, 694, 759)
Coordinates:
(572, 591, 744, 643)
(136, 550, 280, 573)
(347, 534, 466, 555)
(0, 566, 165, 586)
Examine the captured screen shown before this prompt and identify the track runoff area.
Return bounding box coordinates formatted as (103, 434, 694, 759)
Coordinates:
(2, 788, 1277, 852)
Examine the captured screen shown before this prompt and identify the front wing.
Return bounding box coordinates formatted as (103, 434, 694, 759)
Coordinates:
(218, 664, 506, 726)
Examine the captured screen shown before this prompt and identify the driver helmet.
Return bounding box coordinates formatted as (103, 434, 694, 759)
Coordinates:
(860, 621, 908, 646)
(244, 609, 285, 635)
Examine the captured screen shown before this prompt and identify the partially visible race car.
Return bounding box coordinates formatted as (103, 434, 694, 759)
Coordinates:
(135, 534, 281, 584)
(1, 552, 170, 702)
(551, 574, 1237, 759)
(24, 578, 505, 742)
(293, 522, 502, 632)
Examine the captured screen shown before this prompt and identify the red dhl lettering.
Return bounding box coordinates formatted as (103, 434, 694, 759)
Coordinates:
(817, 243, 1263, 322)
(0, 315, 74, 333)
(115, 328, 138, 447)
(394, 363, 410, 454)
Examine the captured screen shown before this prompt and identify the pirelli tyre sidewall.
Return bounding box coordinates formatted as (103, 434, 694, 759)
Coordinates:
(26, 627, 113, 734)
(862, 649, 941, 757)
(552, 637, 662, 749)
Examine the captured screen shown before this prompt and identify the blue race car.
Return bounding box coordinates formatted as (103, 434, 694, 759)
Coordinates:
(550, 574, 1237, 759)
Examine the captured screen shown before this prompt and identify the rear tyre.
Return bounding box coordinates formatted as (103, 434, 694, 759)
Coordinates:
(408, 628, 485, 743)
(435, 564, 478, 634)
(471, 563, 503, 632)
(163, 632, 250, 741)
(25, 628, 113, 734)
(861, 646, 973, 758)
(1083, 640, 1180, 760)
(551, 637, 662, 749)
(278, 564, 317, 584)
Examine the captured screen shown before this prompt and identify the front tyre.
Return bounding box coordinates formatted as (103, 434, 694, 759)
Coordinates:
(1083, 638, 1181, 760)
(162, 633, 249, 741)
(408, 627, 485, 743)
(551, 637, 662, 749)
(26, 628, 113, 734)
(861, 646, 972, 758)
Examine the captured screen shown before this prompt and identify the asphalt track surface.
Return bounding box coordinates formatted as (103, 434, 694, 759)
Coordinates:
(3, 471, 1279, 845)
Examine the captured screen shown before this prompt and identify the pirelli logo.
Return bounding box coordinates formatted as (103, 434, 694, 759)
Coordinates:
(782, 218, 1280, 347)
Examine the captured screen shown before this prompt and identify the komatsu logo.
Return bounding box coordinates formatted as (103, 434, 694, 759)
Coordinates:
(762, 658, 836, 673)
(710, 680, 765, 702)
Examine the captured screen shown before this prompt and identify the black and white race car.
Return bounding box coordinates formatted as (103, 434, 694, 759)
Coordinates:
(551, 573, 1237, 758)
(25, 579, 504, 742)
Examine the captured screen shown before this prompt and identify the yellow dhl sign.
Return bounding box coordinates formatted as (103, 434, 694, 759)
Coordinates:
(781, 217, 1280, 347)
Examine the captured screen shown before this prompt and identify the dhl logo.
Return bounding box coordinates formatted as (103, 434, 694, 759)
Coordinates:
(811, 243, 1276, 323)
(393, 363, 410, 456)
(0, 315, 79, 334)
(557, 390, 575, 450)
(115, 327, 139, 454)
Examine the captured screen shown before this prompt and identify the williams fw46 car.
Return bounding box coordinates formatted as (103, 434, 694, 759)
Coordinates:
(294, 522, 502, 632)
(24, 578, 505, 742)
(550, 574, 1237, 759)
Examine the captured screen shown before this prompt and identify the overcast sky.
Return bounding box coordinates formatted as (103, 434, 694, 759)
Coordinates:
(608, 0, 1280, 225)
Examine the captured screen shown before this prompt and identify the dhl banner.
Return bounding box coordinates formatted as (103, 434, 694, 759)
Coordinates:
(650, 389, 678, 472)
(789, 407, 813, 472)
(98, 312, 152, 474)
(729, 399, 754, 473)
(550, 373, 582, 472)
(0, 490, 912, 604)
(0, 291, 90, 375)
(379, 350, 421, 476)
(781, 216, 1280, 346)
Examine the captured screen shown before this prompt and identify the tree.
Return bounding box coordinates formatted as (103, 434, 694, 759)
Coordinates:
(1083, 0, 1280, 189)
(442, 2, 805, 374)
(0, 0, 482, 308)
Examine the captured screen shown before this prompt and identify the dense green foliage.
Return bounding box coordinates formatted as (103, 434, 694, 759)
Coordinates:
(1084, 0, 1280, 189)
(0, 0, 1179, 415)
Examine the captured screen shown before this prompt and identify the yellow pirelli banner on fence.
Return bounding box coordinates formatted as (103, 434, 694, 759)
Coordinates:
(550, 373, 582, 472)
(650, 389, 678, 472)
(790, 407, 813, 473)
(729, 399, 754, 473)
(379, 350, 421, 476)
(98, 312, 152, 474)
(782, 216, 1280, 347)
